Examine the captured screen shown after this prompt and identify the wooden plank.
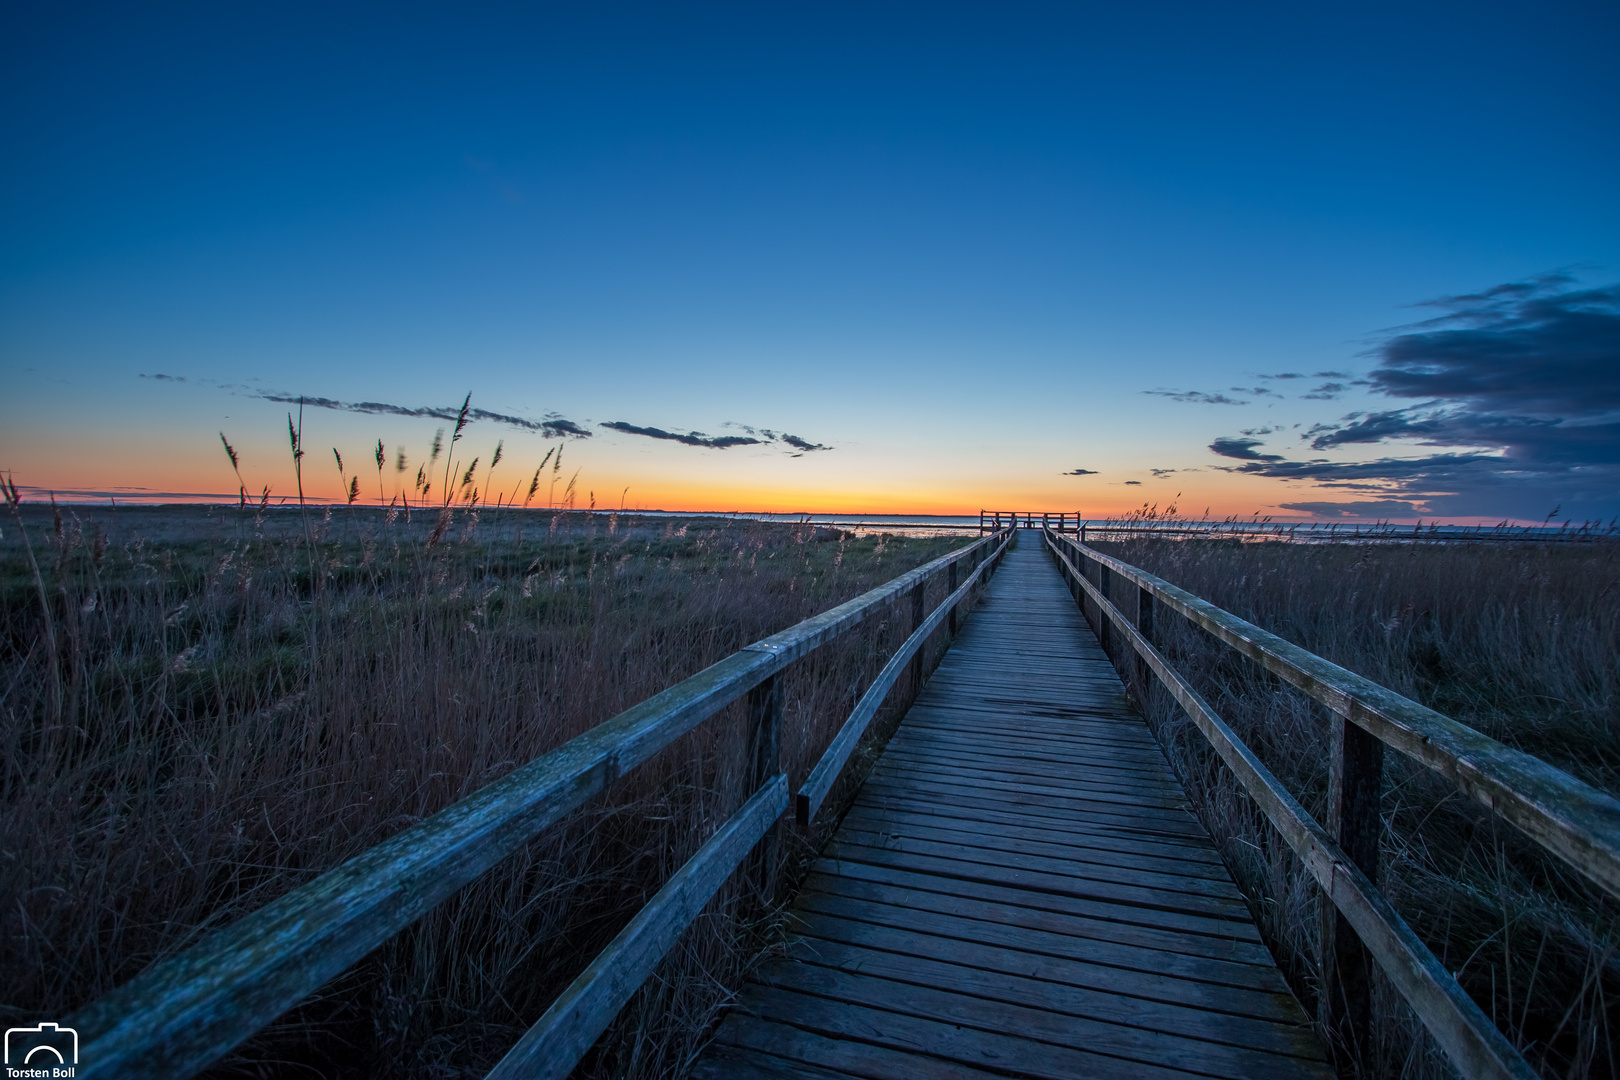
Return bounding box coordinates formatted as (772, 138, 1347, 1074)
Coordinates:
(832, 818, 1239, 888)
(798, 867, 1271, 962)
(731, 982, 1204, 1080)
(825, 829, 1246, 903)
(873, 749, 1188, 803)
(780, 930, 1326, 1065)
(865, 761, 1197, 820)
(900, 711, 1163, 751)
(789, 896, 1297, 1004)
(820, 841, 1254, 921)
(894, 709, 1172, 744)
(834, 809, 1232, 877)
(836, 804, 1225, 866)
(707, 1013, 1030, 1080)
(855, 775, 1210, 841)
(690, 1043, 865, 1080)
(877, 743, 1187, 794)
(896, 715, 1169, 760)
(888, 726, 1177, 771)
(747, 963, 1308, 1080)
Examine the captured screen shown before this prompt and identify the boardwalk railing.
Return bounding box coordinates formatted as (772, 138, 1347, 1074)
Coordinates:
(68, 527, 1013, 1080)
(1043, 528, 1620, 1080)
(980, 509, 1084, 532)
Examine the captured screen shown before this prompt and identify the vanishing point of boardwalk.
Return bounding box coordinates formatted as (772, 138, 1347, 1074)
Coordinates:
(694, 537, 1331, 1079)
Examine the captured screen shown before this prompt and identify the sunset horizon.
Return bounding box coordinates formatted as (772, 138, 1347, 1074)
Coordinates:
(5, 4, 1616, 525)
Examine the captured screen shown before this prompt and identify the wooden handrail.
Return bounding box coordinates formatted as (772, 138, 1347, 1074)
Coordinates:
(796, 528, 1014, 826)
(486, 776, 790, 1080)
(68, 529, 1011, 1080)
(1044, 530, 1532, 1079)
(1042, 527, 1620, 1078)
(1047, 530, 1620, 900)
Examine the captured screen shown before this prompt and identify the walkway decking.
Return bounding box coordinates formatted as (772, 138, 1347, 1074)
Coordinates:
(692, 536, 1330, 1079)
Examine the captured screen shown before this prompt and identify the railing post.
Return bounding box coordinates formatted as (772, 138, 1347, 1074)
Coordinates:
(947, 560, 959, 636)
(1134, 583, 1155, 702)
(1319, 705, 1384, 1062)
(745, 673, 783, 902)
(1097, 562, 1112, 659)
(909, 579, 926, 696)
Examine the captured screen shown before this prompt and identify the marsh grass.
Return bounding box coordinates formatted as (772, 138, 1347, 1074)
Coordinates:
(1089, 536, 1620, 1078)
(0, 500, 968, 1078)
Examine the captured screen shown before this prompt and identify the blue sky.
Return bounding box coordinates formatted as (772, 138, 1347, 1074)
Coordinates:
(3, 2, 1617, 519)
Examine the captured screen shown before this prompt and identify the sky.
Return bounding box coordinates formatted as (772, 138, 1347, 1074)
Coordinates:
(3, 2, 1617, 522)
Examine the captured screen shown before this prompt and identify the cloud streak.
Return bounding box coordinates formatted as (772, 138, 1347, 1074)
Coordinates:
(603, 421, 832, 453)
(600, 422, 760, 449)
(257, 393, 594, 439)
(1144, 389, 1249, 405)
(1209, 436, 1283, 461)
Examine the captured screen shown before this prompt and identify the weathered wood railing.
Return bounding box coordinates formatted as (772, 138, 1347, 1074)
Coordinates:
(1043, 528, 1620, 1080)
(67, 527, 1013, 1080)
(979, 509, 1084, 532)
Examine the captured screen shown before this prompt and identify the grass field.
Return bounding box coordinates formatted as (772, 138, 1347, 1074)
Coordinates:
(0, 500, 967, 1078)
(1089, 536, 1620, 1078)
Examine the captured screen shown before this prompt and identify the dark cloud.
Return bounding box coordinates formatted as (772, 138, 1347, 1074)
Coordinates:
(1240, 426, 1281, 436)
(1144, 389, 1249, 405)
(1123, 480, 1142, 485)
(1216, 451, 1617, 520)
(1150, 468, 1177, 478)
(780, 433, 831, 453)
(1219, 452, 1497, 485)
(601, 422, 760, 449)
(1211, 273, 1620, 518)
(1370, 273, 1619, 414)
(1232, 386, 1281, 397)
(1301, 381, 1347, 400)
(1259, 370, 1352, 380)
(1280, 499, 1425, 519)
(1209, 437, 1283, 462)
(1061, 468, 1098, 476)
(258, 393, 593, 439)
(1308, 409, 1450, 448)
(140, 373, 186, 382)
(608, 420, 832, 453)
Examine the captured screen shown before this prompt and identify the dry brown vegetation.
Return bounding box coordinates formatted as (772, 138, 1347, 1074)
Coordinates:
(0, 498, 966, 1078)
(1089, 536, 1620, 1078)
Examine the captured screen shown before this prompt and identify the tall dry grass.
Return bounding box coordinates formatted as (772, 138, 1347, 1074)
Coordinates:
(1087, 535, 1619, 1078)
(0, 498, 967, 1078)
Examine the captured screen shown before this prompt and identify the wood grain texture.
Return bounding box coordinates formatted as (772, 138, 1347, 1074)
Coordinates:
(697, 536, 1329, 1079)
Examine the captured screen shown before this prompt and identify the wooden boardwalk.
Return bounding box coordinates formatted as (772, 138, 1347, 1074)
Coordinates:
(693, 536, 1331, 1079)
